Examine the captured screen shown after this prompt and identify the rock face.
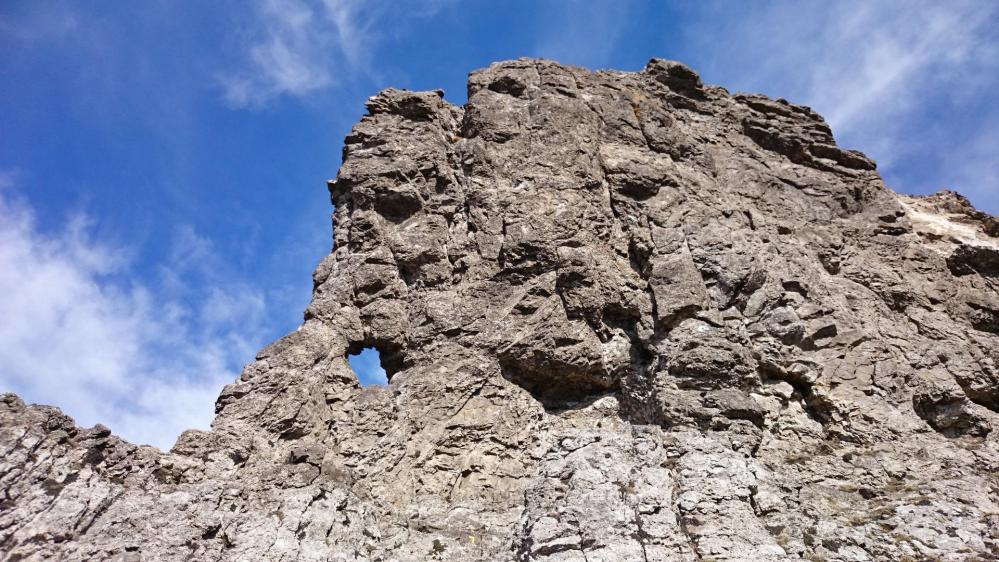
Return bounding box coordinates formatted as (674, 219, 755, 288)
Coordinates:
(3, 59, 999, 561)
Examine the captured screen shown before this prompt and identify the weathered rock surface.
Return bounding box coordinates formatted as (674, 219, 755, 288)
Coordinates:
(3, 59, 999, 561)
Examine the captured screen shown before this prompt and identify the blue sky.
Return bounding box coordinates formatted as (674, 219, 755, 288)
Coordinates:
(1, 0, 996, 448)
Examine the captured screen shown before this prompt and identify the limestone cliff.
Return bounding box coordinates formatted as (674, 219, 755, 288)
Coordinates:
(2, 59, 999, 561)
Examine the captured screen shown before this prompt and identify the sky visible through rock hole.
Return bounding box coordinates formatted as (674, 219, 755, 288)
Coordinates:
(1, 0, 997, 449)
(349, 348, 388, 387)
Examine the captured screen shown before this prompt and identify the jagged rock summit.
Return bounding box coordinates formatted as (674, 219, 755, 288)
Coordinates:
(3, 58, 999, 561)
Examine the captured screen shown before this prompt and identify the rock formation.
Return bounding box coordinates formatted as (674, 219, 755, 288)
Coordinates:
(3, 58, 999, 561)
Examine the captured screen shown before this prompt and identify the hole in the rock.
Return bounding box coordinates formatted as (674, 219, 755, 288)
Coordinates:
(348, 347, 388, 387)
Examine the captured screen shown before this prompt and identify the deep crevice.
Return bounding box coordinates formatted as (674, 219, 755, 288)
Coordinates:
(498, 359, 620, 412)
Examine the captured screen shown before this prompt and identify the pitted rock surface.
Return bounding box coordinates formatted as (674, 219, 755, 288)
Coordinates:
(3, 59, 999, 561)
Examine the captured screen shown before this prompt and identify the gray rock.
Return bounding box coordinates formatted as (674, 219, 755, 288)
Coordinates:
(3, 58, 998, 561)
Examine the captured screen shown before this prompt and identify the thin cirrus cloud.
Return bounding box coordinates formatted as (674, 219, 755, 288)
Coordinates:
(0, 185, 269, 450)
(220, 0, 450, 108)
(222, 0, 341, 107)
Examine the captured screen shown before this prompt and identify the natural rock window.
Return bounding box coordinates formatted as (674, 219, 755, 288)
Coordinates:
(347, 347, 388, 386)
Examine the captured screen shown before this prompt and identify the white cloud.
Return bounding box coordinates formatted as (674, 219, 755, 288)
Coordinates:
(221, 0, 454, 108)
(222, 0, 337, 107)
(0, 189, 270, 449)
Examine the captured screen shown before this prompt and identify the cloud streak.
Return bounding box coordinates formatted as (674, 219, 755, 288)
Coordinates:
(222, 0, 338, 107)
(221, 0, 452, 108)
(0, 187, 270, 449)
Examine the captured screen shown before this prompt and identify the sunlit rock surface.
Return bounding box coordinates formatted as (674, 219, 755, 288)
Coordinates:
(3, 58, 999, 561)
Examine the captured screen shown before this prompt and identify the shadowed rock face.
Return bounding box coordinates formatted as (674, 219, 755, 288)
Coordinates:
(2, 58, 999, 561)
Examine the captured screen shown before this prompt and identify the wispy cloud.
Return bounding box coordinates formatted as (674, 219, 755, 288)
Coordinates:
(0, 187, 270, 449)
(681, 0, 999, 212)
(222, 0, 338, 107)
(221, 0, 452, 108)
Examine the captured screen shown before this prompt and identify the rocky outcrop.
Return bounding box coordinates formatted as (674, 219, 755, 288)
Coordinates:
(3, 59, 999, 561)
